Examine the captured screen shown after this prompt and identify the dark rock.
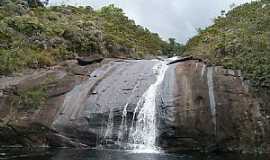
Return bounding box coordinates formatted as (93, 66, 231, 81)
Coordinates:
(0, 122, 87, 148)
(47, 133, 88, 148)
(158, 61, 270, 153)
(46, 75, 77, 98)
(77, 57, 104, 66)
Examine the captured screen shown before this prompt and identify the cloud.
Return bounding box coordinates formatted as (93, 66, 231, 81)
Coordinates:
(49, 0, 252, 43)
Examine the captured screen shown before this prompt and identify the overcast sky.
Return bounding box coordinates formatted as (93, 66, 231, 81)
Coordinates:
(49, 0, 253, 43)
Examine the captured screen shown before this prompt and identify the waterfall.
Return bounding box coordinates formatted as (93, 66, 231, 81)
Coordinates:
(201, 64, 206, 78)
(104, 108, 114, 140)
(127, 60, 169, 153)
(207, 67, 217, 133)
(117, 103, 128, 143)
(117, 80, 142, 144)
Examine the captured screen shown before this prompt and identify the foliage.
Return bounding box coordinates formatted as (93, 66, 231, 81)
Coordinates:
(0, 2, 173, 75)
(185, 0, 270, 88)
(162, 38, 185, 57)
(27, 0, 45, 8)
(97, 4, 167, 55)
(10, 86, 48, 110)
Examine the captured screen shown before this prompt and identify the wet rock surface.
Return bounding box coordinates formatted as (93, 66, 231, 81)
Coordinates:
(158, 60, 270, 153)
(52, 59, 159, 147)
(0, 57, 269, 153)
(0, 57, 107, 147)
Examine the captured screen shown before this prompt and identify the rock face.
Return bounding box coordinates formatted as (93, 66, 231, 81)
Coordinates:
(0, 57, 269, 153)
(0, 58, 106, 148)
(52, 59, 159, 148)
(158, 60, 270, 153)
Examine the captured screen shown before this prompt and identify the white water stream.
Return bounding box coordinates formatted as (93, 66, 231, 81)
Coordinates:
(128, 61, 168, 153)
(101, 58, 177, 153)
(125, 58, 180, 153)
(207, 67, 217, 133)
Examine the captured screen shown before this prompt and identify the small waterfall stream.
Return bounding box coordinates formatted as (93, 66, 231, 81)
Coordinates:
(207, 67, 217, 133)
(127, 60, 169, 153)
(104, 108, 114, 139)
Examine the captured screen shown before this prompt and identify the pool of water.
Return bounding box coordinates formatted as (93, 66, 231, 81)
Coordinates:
(0, 148, 269, 160)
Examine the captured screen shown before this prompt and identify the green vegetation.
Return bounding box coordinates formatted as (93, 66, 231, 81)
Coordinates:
(185, 0, 270, 88)
(10, 86, 47, 110)
(0, 1, 183, 75)
(97, 5, 165, 55)
(163, 38, 185, 57)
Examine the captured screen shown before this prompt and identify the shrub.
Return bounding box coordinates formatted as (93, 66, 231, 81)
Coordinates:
(185, 0, 270, 88)
(10, 86, 48, 110)
(7, 15, 45, 36)
(0, 2, 174, 75)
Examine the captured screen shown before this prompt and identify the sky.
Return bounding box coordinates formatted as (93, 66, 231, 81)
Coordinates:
(49, 0, 253, 43)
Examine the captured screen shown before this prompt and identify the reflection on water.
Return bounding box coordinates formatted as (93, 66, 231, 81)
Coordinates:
(0, 148, 269, 160)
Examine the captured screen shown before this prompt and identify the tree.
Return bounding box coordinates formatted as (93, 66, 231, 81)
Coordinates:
(169, 38, 176, 47)
(42, 0, 49, 5)
(221, 10, 226, 16)
(162, 38, 185, 57)
(98, 4, 124, 17)
(27, 0, 45, 8)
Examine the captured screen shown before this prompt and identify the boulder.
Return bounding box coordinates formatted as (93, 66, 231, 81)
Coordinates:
(76, 56, 104, 66)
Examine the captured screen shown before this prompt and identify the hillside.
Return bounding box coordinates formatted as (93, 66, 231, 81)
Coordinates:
(0, 0, 183, 75)
(185, 0, 270, 89)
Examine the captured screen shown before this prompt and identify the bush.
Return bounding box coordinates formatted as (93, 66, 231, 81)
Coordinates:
(7, 15, 45, 36)
(9, 86, 48, 110)
(0, 2, 174, 75)
(185, 0, 270, 88)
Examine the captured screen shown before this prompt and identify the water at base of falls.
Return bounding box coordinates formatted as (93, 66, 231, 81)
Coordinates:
(5, 148, 266, 160)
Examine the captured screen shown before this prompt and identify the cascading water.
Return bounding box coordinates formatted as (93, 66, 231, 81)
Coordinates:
(104, 108, 114, 140)
(98, 58, 176, 152)
(207, 66, 217, 134)
(117, 103, 129, 143)
(121, 60, 169, 153)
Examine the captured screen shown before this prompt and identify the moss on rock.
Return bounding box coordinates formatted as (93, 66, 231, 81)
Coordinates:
(10, 86, 48, 111)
